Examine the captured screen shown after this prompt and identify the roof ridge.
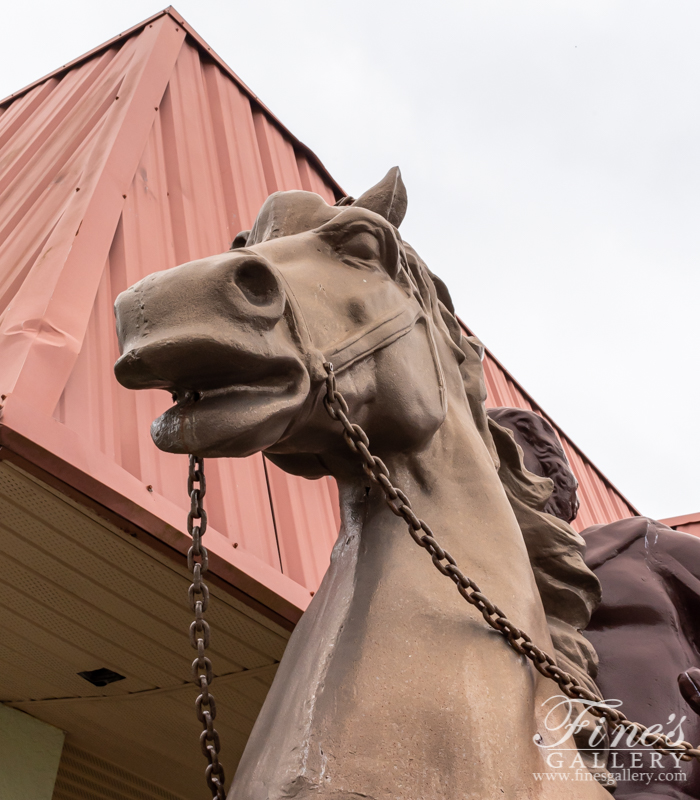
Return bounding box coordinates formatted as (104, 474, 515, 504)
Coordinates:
(0, 6, 344, 196)
(0, 7, 170, 107)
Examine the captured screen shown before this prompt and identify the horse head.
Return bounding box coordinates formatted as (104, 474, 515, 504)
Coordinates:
(114, 168, 461, 476)
(114, 172, 610, 799)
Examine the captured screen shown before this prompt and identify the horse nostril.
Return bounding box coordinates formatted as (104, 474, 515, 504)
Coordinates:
(234, 261, 280, 307)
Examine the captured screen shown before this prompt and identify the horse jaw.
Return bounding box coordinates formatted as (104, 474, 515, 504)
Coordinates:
(150, 363, 311, 458)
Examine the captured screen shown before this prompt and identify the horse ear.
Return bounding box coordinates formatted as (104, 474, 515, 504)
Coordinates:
(352, 167, 407, 228)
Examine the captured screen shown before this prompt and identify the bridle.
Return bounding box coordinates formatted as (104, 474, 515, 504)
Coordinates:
(275, 268, 447, 445)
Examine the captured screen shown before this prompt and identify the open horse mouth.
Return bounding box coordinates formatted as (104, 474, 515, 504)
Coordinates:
(152, 373, 306, 457)
(114, 334, 310, 457)
(113, 246, 314, 456)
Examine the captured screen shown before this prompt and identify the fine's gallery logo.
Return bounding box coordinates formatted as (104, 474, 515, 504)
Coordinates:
(532, 695, 689, 786)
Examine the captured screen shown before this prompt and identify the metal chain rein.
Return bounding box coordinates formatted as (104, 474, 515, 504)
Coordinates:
(187, 455, 227, 800)
(322, 362, 700, 764)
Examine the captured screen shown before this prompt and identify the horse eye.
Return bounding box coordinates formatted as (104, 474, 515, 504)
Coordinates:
(341, 231, 381, 262)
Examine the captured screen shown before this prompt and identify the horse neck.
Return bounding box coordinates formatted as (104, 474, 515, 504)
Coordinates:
(334, 395, 536, 617)
(321, 392, 557, 786)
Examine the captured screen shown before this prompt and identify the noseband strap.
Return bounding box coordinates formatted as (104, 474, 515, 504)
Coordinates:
(276, 274, 445, 445)
(278, 271, 424, 381)
(322, 304, 422, 374)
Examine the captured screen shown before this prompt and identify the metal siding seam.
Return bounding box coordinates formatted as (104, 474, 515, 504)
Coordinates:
(0, 79, 59, 151)
(119, 115, 181, 502)
(202, 59, 242, 236)
(253, 110, 304, 194)
(263, 461, 306, 586)
(482, 355, 503, 407)
(265, 460, 338, 591)
(158, 83, 190, 265)
(164, 41, 230, 260)
(0, 47, 123, 200)
(57, 269, 100, 445)
(206, 68, 269, 230)
(108, 218, 145, 481)
(295, 152, 316, 193)
(1, 18, 187, 415)
(120, 185, 168, 496)
(0, 222, 58, 317)
(266, 117, 303, 191)
(214, 455, 280, 571)
(253, 108, 281, 192)
(586, 459, 620, 522)
(93, 262, 120, 460)
(501, 375, 518, 407)
(295, 153, 337, 205)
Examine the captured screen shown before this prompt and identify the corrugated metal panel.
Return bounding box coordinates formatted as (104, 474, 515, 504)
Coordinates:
(0, 15, 341, 593)
(0, 18, 188, 416)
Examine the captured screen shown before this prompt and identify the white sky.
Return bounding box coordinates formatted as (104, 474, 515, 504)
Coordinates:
(2, 1, 698, 520)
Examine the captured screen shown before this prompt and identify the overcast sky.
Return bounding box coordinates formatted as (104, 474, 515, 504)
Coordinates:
(2, 1, 698, 520)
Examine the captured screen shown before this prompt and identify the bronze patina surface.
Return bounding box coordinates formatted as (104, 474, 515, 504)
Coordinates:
(115, 170, 613, 799)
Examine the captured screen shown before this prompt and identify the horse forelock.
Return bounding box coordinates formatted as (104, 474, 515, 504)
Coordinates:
(245, 190, 447, 312)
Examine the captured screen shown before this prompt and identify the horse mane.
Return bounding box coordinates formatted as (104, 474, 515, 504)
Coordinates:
(400, 239, 602, 695)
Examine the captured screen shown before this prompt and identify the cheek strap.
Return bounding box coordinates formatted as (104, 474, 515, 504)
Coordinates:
(276, 274, 446, 444)
(279, 272, 424, 380)
(323, 304, 423, 374)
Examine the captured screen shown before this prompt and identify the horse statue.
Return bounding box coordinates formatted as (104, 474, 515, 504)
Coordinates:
(114, 169, 614, 798)
(493, 406, 700, 800)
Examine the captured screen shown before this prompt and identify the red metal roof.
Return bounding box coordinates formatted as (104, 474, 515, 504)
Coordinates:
(0, 8, 638, 623)
(660, 511, 700, 539)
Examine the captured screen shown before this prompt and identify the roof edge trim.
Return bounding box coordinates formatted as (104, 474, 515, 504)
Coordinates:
(0, 6, 345, 199)
(660, 511, 700, 527)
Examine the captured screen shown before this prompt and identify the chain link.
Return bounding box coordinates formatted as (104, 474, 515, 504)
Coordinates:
(322, 361, 700, 763)
(187, 455, 227, 800)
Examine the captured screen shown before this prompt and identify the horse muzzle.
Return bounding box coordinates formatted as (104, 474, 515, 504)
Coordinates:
(114, 250, 290, 390)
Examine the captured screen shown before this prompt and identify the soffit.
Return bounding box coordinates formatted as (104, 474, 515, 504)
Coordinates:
(0, 460, 287, 796)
